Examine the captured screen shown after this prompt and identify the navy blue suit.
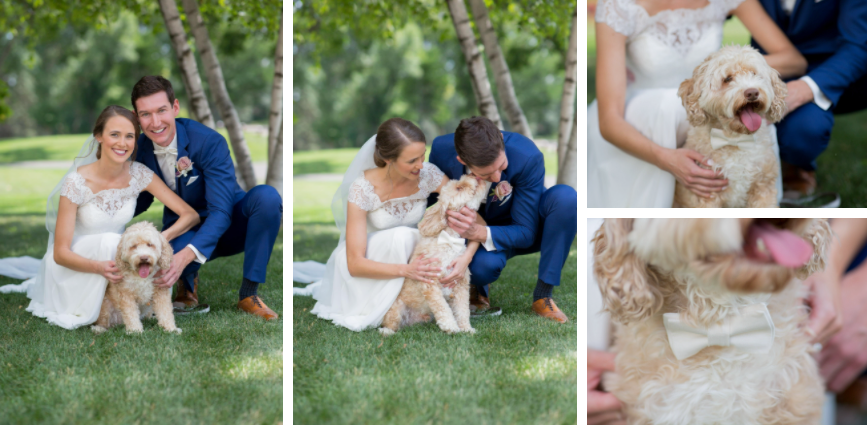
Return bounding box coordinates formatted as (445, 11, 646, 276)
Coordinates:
(134, 118, 282, 291)
(753, 0, 867, 170)
(427, 131, 577, 298)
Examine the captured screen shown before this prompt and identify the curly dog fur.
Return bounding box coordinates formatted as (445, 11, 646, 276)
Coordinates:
(92, 221, 180, 334)
(674, 46, 788, 208)
(378, 174, 488, 335)
(593, 218, 830, 425)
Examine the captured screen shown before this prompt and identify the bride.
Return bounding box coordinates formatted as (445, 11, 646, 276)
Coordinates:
(587, 0, 807, 207)
(0, 105, 199, 330)
(293, 118, 478, 332)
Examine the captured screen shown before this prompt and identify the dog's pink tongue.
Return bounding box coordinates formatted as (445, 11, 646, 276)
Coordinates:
(744, 222, 813, 268)
(138, 265, 150, 278)
(739, 106, 762, 132)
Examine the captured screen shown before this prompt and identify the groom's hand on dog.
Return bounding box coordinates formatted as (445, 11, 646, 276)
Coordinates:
(153, 247, 197, 288)
(588, 349, 625, 425)
(447, 207, 487, 242)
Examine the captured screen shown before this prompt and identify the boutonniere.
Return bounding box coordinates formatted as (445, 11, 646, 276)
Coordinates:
(489, 181, 512, 204)
(176, 156, 193, 178)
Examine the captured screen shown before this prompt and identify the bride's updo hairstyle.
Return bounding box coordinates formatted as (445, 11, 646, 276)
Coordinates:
(91, 105, 141, 161)
(374, 118, 425, 167)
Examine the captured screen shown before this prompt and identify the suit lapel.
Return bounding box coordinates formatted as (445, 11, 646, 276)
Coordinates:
(175, 120, 189, 196)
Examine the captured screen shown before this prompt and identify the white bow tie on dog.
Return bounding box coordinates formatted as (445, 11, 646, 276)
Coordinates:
(710, 128, 757, 150)
(663, 303, 775, 360)
(437, 230, 466, 251)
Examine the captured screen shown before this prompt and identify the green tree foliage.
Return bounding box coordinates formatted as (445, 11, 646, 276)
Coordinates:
(293, 0, 573, 149)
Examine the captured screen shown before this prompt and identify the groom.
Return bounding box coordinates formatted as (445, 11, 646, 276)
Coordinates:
(753, 0, 867, 197)
(131, 76, 283, 320)
(427, 116, 577, 324)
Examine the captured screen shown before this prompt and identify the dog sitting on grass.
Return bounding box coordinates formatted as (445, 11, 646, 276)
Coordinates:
(92, 221, 180, 334)
(378, 174, 488, 335)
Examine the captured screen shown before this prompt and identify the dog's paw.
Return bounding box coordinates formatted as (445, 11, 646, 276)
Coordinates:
(125, 327, 143, 335)
(439, 323, 460, 334)
(91, 325, 107, 334)
(165, 327, 182, 334)
(378, 327, 395, 336)
(460, 327, 476, 334)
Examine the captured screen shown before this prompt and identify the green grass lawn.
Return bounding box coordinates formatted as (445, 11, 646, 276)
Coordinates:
(0, 141, 283, 423)
(292, 153, 578, 424)
(588, 17, 867, 207)
(0, 130, 270, 164)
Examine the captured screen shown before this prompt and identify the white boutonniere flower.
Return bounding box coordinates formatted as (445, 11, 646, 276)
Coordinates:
(176, 156, 193, 178)
(489, 181, 513, 204)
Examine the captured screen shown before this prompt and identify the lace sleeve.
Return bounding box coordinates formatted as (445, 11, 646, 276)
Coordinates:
(595, 0, 637, 37)
(59, 173, 87, 205)
(347, 176, 377, 211)
(129, 162, 155, 193)
(716, 0, 746, 14)
(419, 162, 446, 196)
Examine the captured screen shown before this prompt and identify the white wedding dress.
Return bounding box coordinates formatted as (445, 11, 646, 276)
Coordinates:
(587, 0, 782, 207)
(0, 162, 154, 330)
(296, 162, 445, 332)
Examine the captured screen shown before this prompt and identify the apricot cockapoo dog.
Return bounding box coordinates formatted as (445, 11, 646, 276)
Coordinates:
(675, 45, 788, 208)
(379, 174, 488, 335)
(593, 218, 830, 425)
(92, 221, 180, 334)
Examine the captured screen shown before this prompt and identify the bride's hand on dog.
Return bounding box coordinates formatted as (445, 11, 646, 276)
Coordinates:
(818, 266, 867, 393)
(440, 254, 472, 289)
(588, 349, 625, 425)
(97, 260, 123, 284)
(802, 270, 843, 346)
(402, 255, 440, 284)
(658, 148, 727, 198)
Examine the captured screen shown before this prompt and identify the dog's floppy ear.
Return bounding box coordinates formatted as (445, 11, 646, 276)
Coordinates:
(678, 77, 708, 127)
(157, 229, 174, 271)
(114, 236, 128, 277)
(796, 218, 832, 279)
(767, 70, 788, 123)
(593, 218, 661, 324)
(418, 201, 448, 237)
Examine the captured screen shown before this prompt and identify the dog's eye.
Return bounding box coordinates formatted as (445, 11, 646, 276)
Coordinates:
(147, 243, 154, 248)
(724, 76, 733, 83)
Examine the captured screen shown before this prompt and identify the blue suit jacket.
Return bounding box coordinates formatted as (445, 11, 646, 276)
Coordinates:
(427, 131, 545, 251)
(753, 0, 867, 107)
(134, 118, 246, 259)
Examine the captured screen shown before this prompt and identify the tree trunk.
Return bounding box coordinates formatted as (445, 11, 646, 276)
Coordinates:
(468, 0, 531, 138)
(181, 0, 257, 190)
(266, 120, 283, 195)
(556, 99, 577, 189)
(157, 0, 215, 129)
(268, 17, 283, 164)
(445, 0, 502, 129)
(557, 11, 578, 164)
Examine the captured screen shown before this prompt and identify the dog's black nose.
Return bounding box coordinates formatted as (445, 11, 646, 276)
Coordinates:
(744, 88, 759, 101)
(140, 256, 150, 263)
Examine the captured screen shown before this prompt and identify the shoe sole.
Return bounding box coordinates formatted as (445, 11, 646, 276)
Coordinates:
(173, 304, 210, 315)
(470, 309, 502, 318)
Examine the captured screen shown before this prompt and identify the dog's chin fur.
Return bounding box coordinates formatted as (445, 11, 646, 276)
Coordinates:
(593, 218, 830, 425)
(378, 174, 488, 335)
(92, 221, 180, 335)
(674, 45, 788, 208)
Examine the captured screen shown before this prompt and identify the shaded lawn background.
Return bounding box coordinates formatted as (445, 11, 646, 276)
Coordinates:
(0, 132, 283, 424)
(588, 17, 867, 207)
(293, 149, 577, 424)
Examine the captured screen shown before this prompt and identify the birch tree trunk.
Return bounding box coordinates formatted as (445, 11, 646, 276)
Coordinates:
(181, 0, 257, 190)
(267, 17, 283, 170)
(266, 121, 283, 195)
(157, 0, 215, 129)
(557, 12, 578, 164)
(556, 102, 577, 188)
(468, 0, 531, 137)
(446, 0, 502, 129)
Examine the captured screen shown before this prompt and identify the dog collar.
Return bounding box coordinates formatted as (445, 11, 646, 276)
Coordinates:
(663, 303, 775, 360)
(710, 128, 757, 150)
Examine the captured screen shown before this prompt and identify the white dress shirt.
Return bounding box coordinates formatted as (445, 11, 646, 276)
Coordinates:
(780, 0, 833, 110)
(152, 133, 207, 265)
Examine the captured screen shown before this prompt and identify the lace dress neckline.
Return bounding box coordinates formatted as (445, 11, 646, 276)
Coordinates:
(636, 1, 713, 18)
(72, 163, 136, 197)
(359, 171, 426, 204)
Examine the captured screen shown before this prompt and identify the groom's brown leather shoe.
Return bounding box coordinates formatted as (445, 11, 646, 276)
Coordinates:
(238, 295, 279, 321)
(173, 275, 199, 309)
(469, 286, 502, 317)
(532, 298, 569, 324)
